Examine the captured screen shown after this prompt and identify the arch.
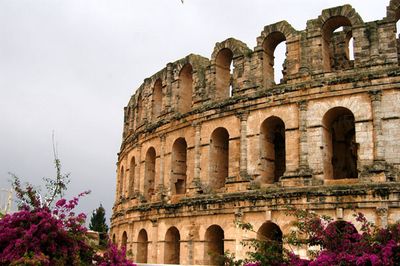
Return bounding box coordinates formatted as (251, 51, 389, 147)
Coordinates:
(322, 107, 357, 180)
(257, 222, 283, 253)
(119, 166, 125, 198)
(215, 48, 233, 100)
(209, 127, 229, 189)
(322, 17, 354, 71)
(164, 227, 180, 264)
(313, 5, 363, 72)
(128, 157, 135, 197)
(112, 234, 116, 244)
(259, 117, 286, 183)
(171, 138, 187, 195)
(211, 37, 251, 61)
(178, 63, 193, 113)
(323, 221, 358, 250)
(137, 229, 148, 263)
(211, 38, 251, 100)
(256, 21, 298, 86)
(262, 32, 287, 86)
(152, 79, 162, 120)
(121, 231, 128, 249)
(204, 225, 224, 265)
(144, 147, 156, 200)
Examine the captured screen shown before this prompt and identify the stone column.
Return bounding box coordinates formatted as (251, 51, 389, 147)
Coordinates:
(237, 111, 249, 179)
(166, 63, 173, 110)
(377, 207, 388, 228)
(298, 100, 309, 170)
(151, 219, 159, 263)
(130, 106, 135, 132)
(136, 144, 143, 195)
(369, 90, 384, 161)
(158, 134, 166, 199)
(234, 210, 244, 257)
(192, 122, 202, 189)
(187, 222, 199, 265)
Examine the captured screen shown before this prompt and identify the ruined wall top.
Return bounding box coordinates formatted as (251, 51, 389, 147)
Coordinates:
(122, 0, 400, 144)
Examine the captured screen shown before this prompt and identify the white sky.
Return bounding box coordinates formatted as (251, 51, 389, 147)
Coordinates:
(0, 0, 390, 223)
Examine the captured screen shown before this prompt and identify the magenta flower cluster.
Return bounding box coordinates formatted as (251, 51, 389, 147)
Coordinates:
(242, 212, 400, 266)
(288, 213, 400, 265)
(0, 192, 136, 265)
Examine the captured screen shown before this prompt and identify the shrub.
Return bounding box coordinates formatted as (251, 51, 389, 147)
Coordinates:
(227, 210, 400, 266)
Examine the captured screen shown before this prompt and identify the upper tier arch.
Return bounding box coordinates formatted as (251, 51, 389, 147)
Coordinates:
(255, 20, 297, 48)
(210, 38, 251, 61)
(312, 4, 364, 29)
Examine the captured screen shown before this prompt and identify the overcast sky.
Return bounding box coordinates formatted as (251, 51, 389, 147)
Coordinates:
(0, 0, 390, 223)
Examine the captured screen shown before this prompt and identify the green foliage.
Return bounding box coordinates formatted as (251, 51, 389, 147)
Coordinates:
(235, 220, 283, 266)
(89, 204, 109, 247)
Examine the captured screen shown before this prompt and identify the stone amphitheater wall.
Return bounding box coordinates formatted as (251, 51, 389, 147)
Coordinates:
(112, 1, 400, 264)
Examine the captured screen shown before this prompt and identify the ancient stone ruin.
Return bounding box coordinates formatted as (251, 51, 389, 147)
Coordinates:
(111, 1, 400, 264)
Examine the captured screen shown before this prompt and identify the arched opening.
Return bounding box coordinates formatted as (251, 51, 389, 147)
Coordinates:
(348, 36, 354, 61)
(119, 166, 124, 198)
(322, 17, 354, 72)
(263, 31, 287, 87)
(164, 227, 180, 264)
(322, 107, 357, 180)
(112, 234, 116, 244)
(204, 225, 224, 265)
(129, 157, 135, 197)
(121, 231, 128, 249)
(257, 222, 283, 254)
(152, 79, 162, 120)
(209, 127, 229, 189)
(171, 138, 187, 195)
(323, 221, 358, 250)
(215, 48, 233, 100)
(178, 63, 193, 113)
(137, 229, 148, 263)
(144, 147, 156, 200)
(259, 117, 286, 183)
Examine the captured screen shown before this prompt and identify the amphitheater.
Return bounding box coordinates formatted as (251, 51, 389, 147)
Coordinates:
(111, 1, 400, 264)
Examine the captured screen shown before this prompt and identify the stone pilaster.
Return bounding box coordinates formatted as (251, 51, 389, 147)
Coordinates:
(298, 100, 309, 170)
(136, 144, 142, 194)
(158, 134, 166, 199)
(150, 219, 159, 263)
(369, 90, 384, 161)
(193, 122, 202, 189)
(166, 63, 173, 110)
(377, 207, 388, 228)
(237, 111, 249, 179)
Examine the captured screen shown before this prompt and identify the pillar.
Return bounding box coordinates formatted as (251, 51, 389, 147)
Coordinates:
(298, 100, 310, 170)
(369, 90, 384, 161)
(192, 122, 202, 189)
(238, 112, 249, 179)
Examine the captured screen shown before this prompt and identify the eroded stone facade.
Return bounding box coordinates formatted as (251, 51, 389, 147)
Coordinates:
(111, 1, 400, 264)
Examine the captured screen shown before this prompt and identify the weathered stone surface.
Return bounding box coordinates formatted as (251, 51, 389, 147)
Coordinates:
(112, 1, 400, 264)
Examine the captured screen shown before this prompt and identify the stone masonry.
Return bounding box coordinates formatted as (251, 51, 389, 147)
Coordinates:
(111, 1, 400, 264)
